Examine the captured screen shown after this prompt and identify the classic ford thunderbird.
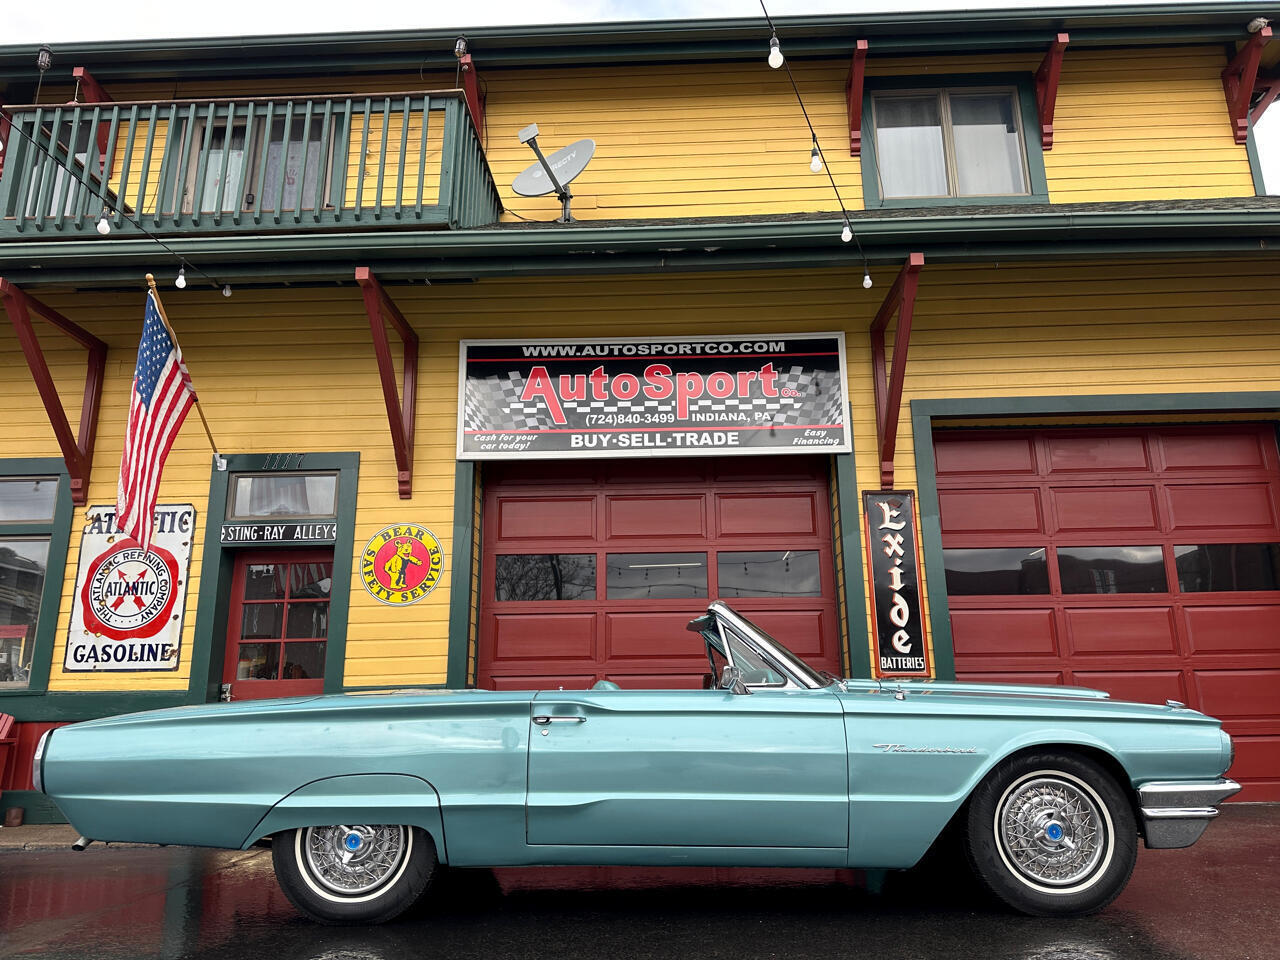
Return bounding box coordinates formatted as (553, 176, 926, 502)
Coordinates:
(35, 602, 1237, 924)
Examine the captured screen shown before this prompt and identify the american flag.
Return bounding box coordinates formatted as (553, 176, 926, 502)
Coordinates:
(116, 291, 196, 550)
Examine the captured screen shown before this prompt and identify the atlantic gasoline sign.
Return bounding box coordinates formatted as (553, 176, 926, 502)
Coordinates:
(65, 504, 195, 672)
(457, 334, 850, 459)
(864, 491, 930, 678)
(360, 524, 444, 605)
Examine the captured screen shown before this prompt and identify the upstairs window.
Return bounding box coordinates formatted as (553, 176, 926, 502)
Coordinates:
(862, 76, 1048, 208)
(872, 89, 1029, 200)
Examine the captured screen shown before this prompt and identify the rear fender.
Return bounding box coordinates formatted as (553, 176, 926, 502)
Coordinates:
(242, 773, 447, 862)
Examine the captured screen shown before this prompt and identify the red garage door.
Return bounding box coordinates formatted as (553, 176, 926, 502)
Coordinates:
(936, 425, 1280, 800)
(478, 456, 840, 691)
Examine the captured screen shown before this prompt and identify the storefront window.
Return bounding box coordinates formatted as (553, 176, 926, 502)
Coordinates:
(0, 538, 49, 689)
(1175, 543, 1280, 592)
(718, 550, 821, 598)
(943, 547, 1050, 595)
(495, 555, 595, 601)
(607, 553, 707, 599)
(1058, 546, 1166, 594)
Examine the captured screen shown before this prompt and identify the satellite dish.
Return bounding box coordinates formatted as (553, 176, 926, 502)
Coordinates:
(511, 123, 595, 222)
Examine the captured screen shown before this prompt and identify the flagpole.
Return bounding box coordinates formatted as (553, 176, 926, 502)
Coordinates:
(145, 273, 226, 471)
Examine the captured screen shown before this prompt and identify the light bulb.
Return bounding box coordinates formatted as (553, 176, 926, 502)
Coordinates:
(809, 145, 823, 173)
(768, 36, 784, 69)
(222, 284, 232, 298)
(174, 268, 186, 290)
(95, 215, 111, 235)
(863, 269, 873, 290)
(841, 222, 852, 243)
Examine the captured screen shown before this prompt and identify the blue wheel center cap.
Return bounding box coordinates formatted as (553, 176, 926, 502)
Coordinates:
(344, 833, 363, 851)
(1045, 823, 1064, 842)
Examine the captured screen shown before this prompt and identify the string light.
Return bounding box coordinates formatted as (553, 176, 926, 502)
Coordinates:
(863, 268, 873, 290)
(175, 268, 187, 290)
(758, 2, 872, 287)
(95, 212, 111, 235)
(222, 285, 233, 298)
(767, 35, 784, 69)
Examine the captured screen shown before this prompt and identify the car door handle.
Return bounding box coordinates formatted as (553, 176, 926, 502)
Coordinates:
(532, 715, 587, 724)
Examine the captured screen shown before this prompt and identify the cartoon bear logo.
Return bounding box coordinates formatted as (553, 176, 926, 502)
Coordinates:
(382, 538, 423, 589)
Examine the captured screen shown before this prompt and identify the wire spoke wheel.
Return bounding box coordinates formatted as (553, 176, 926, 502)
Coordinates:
(302, 824, 409, 895)
(997, 776, 1105, 886)
(965, 753, 1137, 917)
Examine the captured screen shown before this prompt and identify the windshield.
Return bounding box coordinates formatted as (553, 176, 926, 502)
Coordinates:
(726, 609, 833, 688)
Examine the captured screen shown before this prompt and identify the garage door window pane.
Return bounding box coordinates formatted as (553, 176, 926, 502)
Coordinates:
(1175, 543, 1280, 592)
(608, 553, 707, 599)
(719, 551, 821, 598)
(943, 547, 1049, 595)
(1059, 546, 1166, 594)
(496, 555, 596, 601)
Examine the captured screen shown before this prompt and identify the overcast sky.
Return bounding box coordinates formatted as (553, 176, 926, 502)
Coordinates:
(5, 0, 1277, 191)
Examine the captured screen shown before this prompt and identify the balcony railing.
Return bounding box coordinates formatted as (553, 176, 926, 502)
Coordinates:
(0, 90, 502, 237)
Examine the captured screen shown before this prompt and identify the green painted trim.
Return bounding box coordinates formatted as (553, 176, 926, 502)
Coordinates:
(445, 461, 477, 690)
(0, 691, 189, 722)
(833, 453, 872, 680)
(0, 789, 64, 824)
(1247, 123, 1270, 196)
(0, 5, 1272, 78)
(190, 452, 360, 705)
(0, 459, 73, 699)
(908, 390, 1280, 683)
(861, 74, 1049, 210)
(6, 207, 1280, 288)
(341, 682, 448, 692)
(907, 413, 956, 681)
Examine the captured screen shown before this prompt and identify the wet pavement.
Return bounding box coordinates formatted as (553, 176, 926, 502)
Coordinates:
(1, 805, 1276, 960)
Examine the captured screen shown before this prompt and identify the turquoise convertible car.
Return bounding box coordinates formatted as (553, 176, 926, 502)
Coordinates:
(35, 602, 1237, 924)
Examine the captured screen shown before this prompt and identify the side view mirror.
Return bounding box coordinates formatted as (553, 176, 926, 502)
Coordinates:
(719, 665, 751, 695)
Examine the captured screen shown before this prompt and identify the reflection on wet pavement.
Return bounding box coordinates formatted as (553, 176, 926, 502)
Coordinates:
(1, 806, 1275, 960)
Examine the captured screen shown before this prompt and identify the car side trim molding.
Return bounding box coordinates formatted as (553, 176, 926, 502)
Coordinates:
(1137, 779, 1241, 849)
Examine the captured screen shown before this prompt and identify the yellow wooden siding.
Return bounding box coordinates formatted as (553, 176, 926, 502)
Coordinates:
(1045, 47, 1254, 201)
(36, 43, 1253, 222)
(4, 258, 1278, 690)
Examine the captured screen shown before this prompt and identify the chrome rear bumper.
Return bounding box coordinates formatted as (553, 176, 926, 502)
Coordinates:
(1138, 779, 1242, 849)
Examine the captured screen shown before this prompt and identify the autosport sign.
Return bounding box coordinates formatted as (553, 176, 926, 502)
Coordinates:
(65, 504, 195, 672)
(457, 334, 850, 459)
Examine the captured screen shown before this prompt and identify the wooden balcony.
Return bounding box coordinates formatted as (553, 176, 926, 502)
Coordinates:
(0, 90, 501, 237)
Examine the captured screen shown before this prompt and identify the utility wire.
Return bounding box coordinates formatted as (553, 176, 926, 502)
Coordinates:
(3, 112, 226, 291)
(759, 0, 869, 266)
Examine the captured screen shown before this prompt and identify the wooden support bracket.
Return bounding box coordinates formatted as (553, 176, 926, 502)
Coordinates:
(1224, 26, 1272, 143)
(0, 278, 107, 506)
(356, 267, 418, 499)
(846, 40, 869, 156)
(1250, 72, 1280, 127)
(869, 253, 925, 490)
(458, 54, 485, 136)
(71, 67, 113, 162)
(1034, 33, 1070, 150)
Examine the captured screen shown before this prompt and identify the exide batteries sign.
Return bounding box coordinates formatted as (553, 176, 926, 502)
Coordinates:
(457, 334, 850, 459)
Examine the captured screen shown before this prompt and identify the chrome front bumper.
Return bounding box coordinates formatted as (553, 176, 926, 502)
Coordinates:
(1138, 779, 1242, 849)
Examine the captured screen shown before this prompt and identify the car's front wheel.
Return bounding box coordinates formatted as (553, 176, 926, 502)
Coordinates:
(271, 824, 437, 924)
(964, 752, 1137, 916)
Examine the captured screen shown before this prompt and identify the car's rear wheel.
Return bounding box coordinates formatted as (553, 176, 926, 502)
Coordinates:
(964, 752, 1137, 917)
(271, 824, 436, 924)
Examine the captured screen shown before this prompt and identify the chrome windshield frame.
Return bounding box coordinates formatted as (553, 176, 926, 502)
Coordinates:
(702, 601, 829, 691)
